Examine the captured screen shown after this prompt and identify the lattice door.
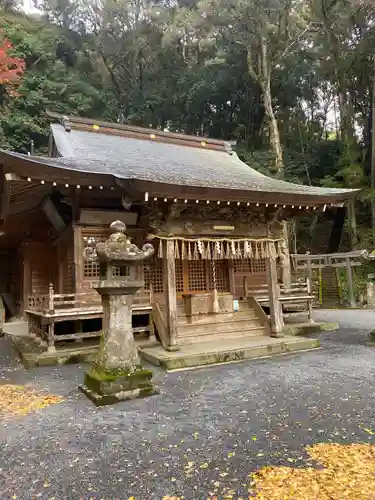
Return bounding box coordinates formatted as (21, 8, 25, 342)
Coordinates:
(83, 233, 107, 279)
(187, 260, 207, 291)
(144, 257, 164, 294)
(175, 260, 184, 293)
(207, 260, 230, 292)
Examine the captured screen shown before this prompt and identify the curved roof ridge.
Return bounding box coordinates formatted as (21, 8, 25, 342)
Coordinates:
(47, 111, 232, 154)
(49, 124, 358, 199)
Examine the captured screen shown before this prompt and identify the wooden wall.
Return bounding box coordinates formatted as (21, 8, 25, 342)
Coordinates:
(57, 229, 74, 294)
(0, 251, 11, 294)
(26, 242, 57, 295)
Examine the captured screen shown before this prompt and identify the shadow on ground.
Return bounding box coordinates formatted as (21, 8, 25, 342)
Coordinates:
(0, 309, 374, 499)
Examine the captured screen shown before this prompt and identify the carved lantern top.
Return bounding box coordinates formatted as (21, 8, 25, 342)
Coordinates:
(84, 221, 154, 266)
(96, 221, 154, 265)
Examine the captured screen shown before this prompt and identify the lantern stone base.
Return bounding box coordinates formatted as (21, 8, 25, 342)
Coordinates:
(79, 365, 158, 406)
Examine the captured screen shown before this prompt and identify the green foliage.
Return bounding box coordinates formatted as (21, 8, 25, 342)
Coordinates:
(0, 11, 109, 152)
(0, 0, 374, 245)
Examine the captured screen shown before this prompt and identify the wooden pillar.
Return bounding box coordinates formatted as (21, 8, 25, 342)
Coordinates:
(266, 255, 284, 337)
(48, 282, 54, 313)
(163, 240, 179, 351)
(47, 322, 55, 353)
(306, 259, 314, 323)
(306, 258, 313, 288)
(346, 258, 356, 308)
(21, 243, 31, 317)
(281, 221, 292, 289)
(228, 260, 236, 297)
(73, 225, 83, 293)
(74, 319, 84, 344)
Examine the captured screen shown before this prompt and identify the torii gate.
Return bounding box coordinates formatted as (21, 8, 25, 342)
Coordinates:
(291, 250, 365, 308)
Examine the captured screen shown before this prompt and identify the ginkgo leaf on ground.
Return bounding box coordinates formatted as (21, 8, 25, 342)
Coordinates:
(252, 443, 375, 499)
(0, 384, 62, 418)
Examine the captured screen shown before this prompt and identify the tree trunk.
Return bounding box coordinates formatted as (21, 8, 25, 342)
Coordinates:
(248, 36, 290, 283)
(371, 57, 375, 244)
(259, 36, 283, 174)
(319, 0, 355, 155)
(263, 90, 283, 174)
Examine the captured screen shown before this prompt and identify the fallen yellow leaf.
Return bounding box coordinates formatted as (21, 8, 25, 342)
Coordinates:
(0, 385, 62, 418)
(252, 443, 375, 499)
(363, 428, 375, 435)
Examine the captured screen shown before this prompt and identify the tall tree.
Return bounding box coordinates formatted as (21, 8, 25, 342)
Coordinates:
(197, 0, 308, 175)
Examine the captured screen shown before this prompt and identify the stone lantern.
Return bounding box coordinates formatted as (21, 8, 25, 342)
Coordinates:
(79, 220, 157, 405)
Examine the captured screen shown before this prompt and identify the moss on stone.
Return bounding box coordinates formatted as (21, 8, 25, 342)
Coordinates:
(88, 366, 152, 382)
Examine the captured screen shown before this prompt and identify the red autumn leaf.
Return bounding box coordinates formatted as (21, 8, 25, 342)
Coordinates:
(0, 38, 25, 86)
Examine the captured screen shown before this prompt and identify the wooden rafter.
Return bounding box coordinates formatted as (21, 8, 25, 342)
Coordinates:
(0, 168, 10, 224)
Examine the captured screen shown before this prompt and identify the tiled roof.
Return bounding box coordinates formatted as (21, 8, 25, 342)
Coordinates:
(50, 123, 357, 202)
(0, 114, 359, 205)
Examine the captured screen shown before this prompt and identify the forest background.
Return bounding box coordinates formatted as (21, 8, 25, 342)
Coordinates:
(0, 0, 374, 254)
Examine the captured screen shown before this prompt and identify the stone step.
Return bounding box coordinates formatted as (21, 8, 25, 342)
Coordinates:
(140, 336, 320, 370)
(178, 317, 262, 337)
(178, 327, 267, 345)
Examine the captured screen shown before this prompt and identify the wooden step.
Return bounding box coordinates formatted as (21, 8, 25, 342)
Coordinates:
(176, 309, 258, 324)
(178, 318, 262, 337)
(178, 327, 267, 345)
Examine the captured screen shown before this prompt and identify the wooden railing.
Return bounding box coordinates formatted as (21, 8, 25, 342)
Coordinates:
(247, 295, 271, 335)
(26, 283, 155, 353)
(28, 294, 49, 312)
(152, 302, 169, 349)
(244, 276, 314, 322)
(27, 283, 152, 315)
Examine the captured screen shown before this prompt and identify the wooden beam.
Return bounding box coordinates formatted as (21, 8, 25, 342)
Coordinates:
(291, 250, 364, 261)
(5, 172, 23, 181)
(41, 196, 65, 232)
(294, 262, 362, 270)
(0, 171, 10, 223)
(78, 209, 138, 227)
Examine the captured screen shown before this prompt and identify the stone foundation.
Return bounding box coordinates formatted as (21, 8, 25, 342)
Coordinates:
(79, 366, 158, 406)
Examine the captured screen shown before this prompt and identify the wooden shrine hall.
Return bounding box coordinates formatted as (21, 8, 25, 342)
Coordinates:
(0, 113, 358, 364)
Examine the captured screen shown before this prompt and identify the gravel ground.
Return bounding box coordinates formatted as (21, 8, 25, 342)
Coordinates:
(1, 310, 375, 500)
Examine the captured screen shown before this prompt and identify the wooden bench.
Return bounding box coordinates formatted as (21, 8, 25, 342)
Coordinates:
(26, 284, 155, 352)
(244, 277, 314, 322)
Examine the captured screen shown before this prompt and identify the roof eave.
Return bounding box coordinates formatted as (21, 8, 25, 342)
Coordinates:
(0, 151, 113, 188)
(133, 180, 359, 206)
(0, 151, 359, 206)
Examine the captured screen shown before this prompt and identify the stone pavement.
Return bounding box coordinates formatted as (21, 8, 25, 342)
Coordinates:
(1, 310, 375, 499)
